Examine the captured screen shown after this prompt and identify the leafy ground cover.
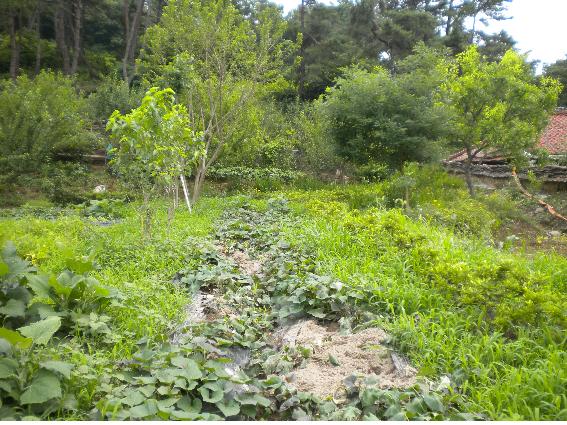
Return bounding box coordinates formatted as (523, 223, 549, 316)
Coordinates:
(0, 176, 565, 420)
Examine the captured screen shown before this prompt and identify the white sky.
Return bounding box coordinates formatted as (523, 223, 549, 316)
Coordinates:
(276, 0, 567, 69)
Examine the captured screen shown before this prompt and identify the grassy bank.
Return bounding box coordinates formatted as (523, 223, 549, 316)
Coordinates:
(278, 188, 566, 420)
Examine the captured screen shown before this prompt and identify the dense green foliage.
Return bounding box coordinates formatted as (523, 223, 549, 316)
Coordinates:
(0, 71, 92, 174)
(318, 46, 450, 168)
(441, 46, 561, 195)
(1, 168, 565, 419)
(545, 55, 567, 107)
(1, 0, 566, 421)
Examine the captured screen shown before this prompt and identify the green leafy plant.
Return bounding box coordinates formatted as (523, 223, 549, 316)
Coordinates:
(107, 87, 204, 237)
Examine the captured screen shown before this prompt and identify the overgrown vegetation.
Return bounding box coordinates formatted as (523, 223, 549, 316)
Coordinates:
(1, 0, 566, 421)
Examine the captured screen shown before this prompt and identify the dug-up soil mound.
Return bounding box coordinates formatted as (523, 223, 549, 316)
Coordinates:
(274, 320, 417, 400)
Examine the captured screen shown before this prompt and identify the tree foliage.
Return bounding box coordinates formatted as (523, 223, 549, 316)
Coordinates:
(544, 55, 567, 107)
(318, 45, 451, 169)
(441, 46, 561, 195)
(107, 87, 203, 235)
(0, 71, 92, 176)
(139, 0, 297, 201)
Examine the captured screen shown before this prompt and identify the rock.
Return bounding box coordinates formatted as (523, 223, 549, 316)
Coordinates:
(473, 182, 496, 190)
(94, 185, 106, 193)
(535, 207, 544, 214)
(548, 230, 562, 238)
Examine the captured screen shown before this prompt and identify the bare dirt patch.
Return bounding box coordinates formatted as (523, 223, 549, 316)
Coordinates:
(275, 320, 417, 400)
(230, 249, 263, 276)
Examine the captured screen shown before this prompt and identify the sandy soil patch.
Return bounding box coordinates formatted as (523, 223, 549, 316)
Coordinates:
(274, 320, 417, 399)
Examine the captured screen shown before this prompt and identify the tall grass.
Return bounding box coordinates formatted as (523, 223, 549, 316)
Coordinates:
(280, 187, 566, 420)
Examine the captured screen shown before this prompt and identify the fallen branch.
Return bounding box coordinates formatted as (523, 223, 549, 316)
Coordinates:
(511, 167, 567, 223)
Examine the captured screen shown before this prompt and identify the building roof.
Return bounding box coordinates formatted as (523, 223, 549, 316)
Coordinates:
(537, 108, 567, 154)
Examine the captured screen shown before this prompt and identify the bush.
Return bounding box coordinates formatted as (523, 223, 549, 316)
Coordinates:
(355, 162, 392, 182)
(208, 166, 305, 193)
(86, 75, 144, 126)
(317, 52, 449, 169)
(39, 163, 91, 205)
(0, 71, 93, 176)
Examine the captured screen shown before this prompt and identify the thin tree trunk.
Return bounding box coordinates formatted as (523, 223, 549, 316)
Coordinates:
(180, 174, 192, 213)
(34, 10, 42, 75)
(70, 0, 83, 74)
(445, 0, 454, 36)
(156, 0, 165, 21)
(9, 11, 20, 81)
(55, 0, 71, 74)
(192, 160, 206, 204)
(298, 0, 306, 99)
(122, 0, 144, 83)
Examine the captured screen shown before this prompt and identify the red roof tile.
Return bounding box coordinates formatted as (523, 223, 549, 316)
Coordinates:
(538, 108, 567, 154)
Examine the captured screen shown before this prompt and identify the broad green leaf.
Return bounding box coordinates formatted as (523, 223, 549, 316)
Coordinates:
(66, 258, 94, 274)
(35, 304, 65, 319)
(0, 327, 32, 348)
(423, 394, 444, 413)
(20, 370, 62, 404)
(0, 299, 26, 318)
(307, 308, 326, 318)
(363, 412, 380, 420)
(40, 361, 74, 379)
(0, 379, 14, 393)
(0, 262, 9, 276)
(18, 317, 61, 345)
(176, 396, 202, 413)
(62, 393, 78, 411)
(139, 384, 155, 397)
(389, 411, 408, 420)
(384, 403, 401, 418)
(198, 382, 224, 403)
(170, 410, 203, 420)
(406, 398, 427, 415)
(235, 393, 271, 407)
(129, 399, 159, 419)
(153, 368, 177, 384)
(170, 356, 203, 380)
(158, 397, 180, 410)
(0, 358, 18, 379)
(360, 388, 380, 408)
(253, 394, 271, 408)
(122, 390, 146, 407)
(263, 376, 283, 389)
(0, 338, 12, 354)
(216, 399, 240, 417)
(26, 274, 51, 299)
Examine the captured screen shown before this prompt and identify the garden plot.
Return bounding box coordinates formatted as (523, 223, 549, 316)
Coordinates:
(172, 200, 420, 405)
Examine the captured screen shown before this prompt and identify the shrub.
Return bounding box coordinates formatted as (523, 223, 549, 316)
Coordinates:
(317, 48, 450, 169)
(0, 71, 93, 176)
(86, 75, 143, 126)
(355, 162, 392, 182)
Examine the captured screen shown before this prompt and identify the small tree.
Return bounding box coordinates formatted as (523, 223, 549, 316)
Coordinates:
(318, 45, 451, 170)
(106, 87, 203, 238)
(441, 46, 561, 196)
(139, 0, 297, 202)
